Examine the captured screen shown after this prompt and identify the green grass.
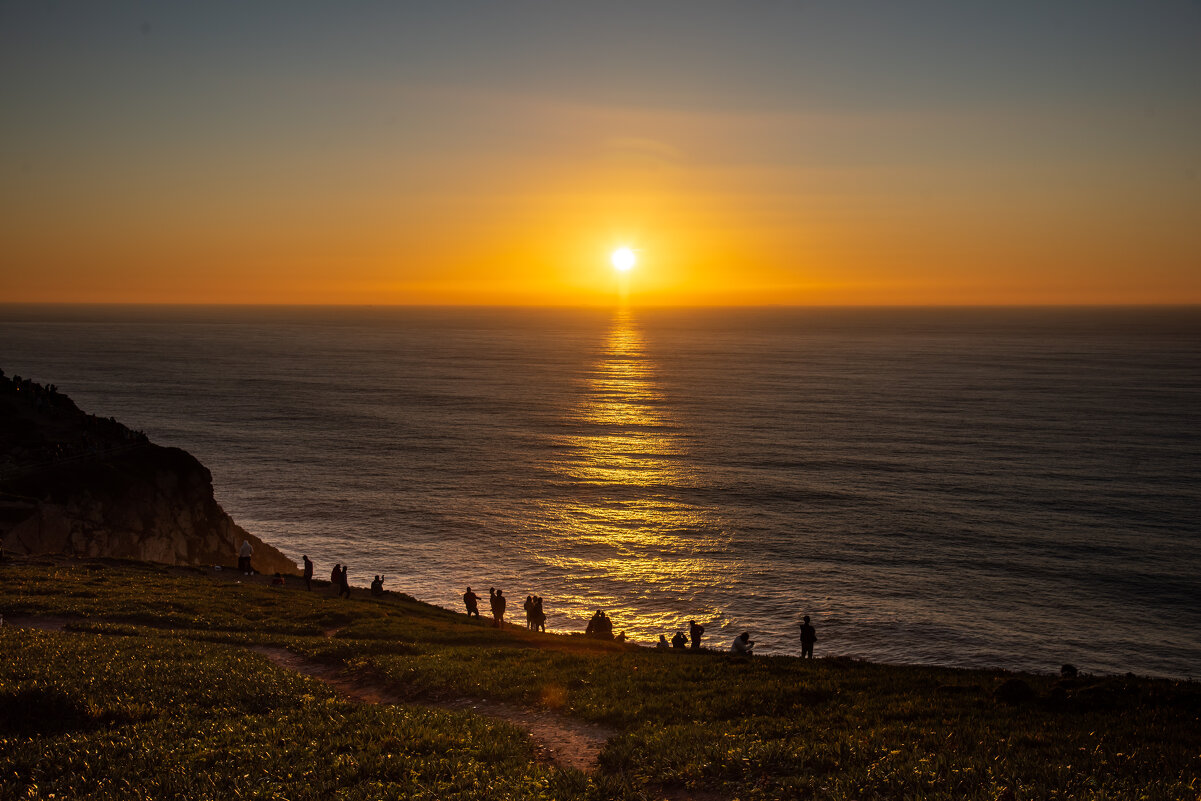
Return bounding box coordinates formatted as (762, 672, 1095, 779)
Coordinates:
(2, 556, 1198, 800)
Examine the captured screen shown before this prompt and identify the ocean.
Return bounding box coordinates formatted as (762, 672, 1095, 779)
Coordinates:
(2, 305, 1199, 677)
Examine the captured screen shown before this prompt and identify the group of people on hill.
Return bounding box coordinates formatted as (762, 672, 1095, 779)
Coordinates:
(243, 544, 820, 656)
(585, 610, 623, 641)
(523, 595, 547, 631)
(329, 562, 351, 598)
(459, 586, 513, 628)
(658, 619, 707, 650)
(289, 553, 382, 599)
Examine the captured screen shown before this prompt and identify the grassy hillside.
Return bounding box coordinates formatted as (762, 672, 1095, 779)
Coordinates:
(1, 555, 1197, 800)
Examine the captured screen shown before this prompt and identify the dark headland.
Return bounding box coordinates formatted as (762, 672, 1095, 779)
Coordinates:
(1, 368, 1198, 800)
(0, 368, 294, 574)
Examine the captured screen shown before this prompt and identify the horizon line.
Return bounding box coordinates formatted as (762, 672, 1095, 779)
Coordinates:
(3, 301, 1200, 310)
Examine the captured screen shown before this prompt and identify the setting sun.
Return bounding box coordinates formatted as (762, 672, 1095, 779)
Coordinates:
(611, 247, 637, 272)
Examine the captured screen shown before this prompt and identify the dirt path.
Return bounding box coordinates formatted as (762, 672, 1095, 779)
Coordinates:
(2, 614, 614, 774)
(250, 645, 614, 773)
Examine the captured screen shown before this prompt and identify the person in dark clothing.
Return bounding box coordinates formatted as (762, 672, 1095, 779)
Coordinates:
(339, 565, 351, 599)
(799, 615, 817, 658)
(671, 631, 688, 649)
(463, 586, 481, 617)
(302, 555, 314, 591)
(524, 595, 535, 629)
(689, 619, 704, 650)
(586, 611, 615, 640)
(532, 596, 546, 632)
(494, 588, 507, 628)
(370, 575, 384, 597)
(330, 564, 342, 593)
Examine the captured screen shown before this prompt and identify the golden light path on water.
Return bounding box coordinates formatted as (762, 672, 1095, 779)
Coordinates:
(537, 309, 731, 640)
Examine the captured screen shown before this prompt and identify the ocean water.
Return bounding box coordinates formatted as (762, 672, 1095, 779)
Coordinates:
(2, 305, 1199, 677)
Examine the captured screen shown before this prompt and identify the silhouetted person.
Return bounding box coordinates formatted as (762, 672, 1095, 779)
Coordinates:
(524, 595, 535, 629)
(533, 596, 546, 632)
(657, 634, 669, 649)
(330, 563, 342, 592)
(463, 586, 481, 617)
(799, 615, 817, 658)
(586, 610, 614, 639)
(671, 631, 687, 649)
(238, 540, 253, 575)
(302, 555, 313, 591)
(689, 619, 704, 650)
(585, 610, 613, 639)
(271, 572, 285, 586)
(732, 632, 755, 656)
(339, 565, 351, 599)
(370, 575, 384, 597)
(490, 588, 506, 628)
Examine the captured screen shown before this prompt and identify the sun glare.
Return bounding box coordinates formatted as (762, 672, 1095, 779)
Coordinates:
(611, 247, 637, 272)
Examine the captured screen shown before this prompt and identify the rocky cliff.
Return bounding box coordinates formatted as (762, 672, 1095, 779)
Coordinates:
(0, 370, 297, 575)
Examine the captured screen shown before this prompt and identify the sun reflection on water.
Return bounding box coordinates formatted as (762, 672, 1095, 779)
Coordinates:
(538, 310, 729, 640)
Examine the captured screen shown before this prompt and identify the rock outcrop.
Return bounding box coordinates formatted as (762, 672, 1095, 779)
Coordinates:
(0, 369, 297, 575)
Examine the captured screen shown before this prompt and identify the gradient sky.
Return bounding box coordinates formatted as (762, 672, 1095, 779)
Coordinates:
(2, 1, 1200, 305)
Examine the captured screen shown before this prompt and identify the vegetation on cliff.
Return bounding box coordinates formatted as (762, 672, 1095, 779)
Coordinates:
(1, 556, 1197, 800)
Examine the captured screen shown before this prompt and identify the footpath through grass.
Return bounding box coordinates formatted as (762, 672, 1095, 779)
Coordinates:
(2, 556, 1198, 800)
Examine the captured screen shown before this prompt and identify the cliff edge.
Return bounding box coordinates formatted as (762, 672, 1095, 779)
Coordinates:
(0, 369, 297, 575)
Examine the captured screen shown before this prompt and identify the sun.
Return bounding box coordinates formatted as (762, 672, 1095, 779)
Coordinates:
(611, 247, 637, 272)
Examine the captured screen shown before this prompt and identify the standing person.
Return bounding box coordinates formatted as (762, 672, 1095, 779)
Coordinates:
(238, 540, 253, 575)
(494, 588, 507, 628)
(330, 564, 342, 593)
(463, 586, 480, 618)
(302, 555, 314, 591)
(799, 615, 817, 658)
(339, 565, 351, 599)
(533, 596, 546, 632)
(689, 619, 705, 650)
(524, 595, 535, 630)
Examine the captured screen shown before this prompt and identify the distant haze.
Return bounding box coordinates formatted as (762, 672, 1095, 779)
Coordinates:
(2, 2, 1200, 305)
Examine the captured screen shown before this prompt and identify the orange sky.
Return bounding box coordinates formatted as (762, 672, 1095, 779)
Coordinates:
(3, 4, 1200, 306)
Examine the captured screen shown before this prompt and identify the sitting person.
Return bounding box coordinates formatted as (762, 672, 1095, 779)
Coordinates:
(585, 610, 615, 640)
(370, 575, 384, 597)
(657, 634, 669, 649)
(671, 631, 688, 649)
(270, 572, 285, 586)
(731, 632, 755, 656)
